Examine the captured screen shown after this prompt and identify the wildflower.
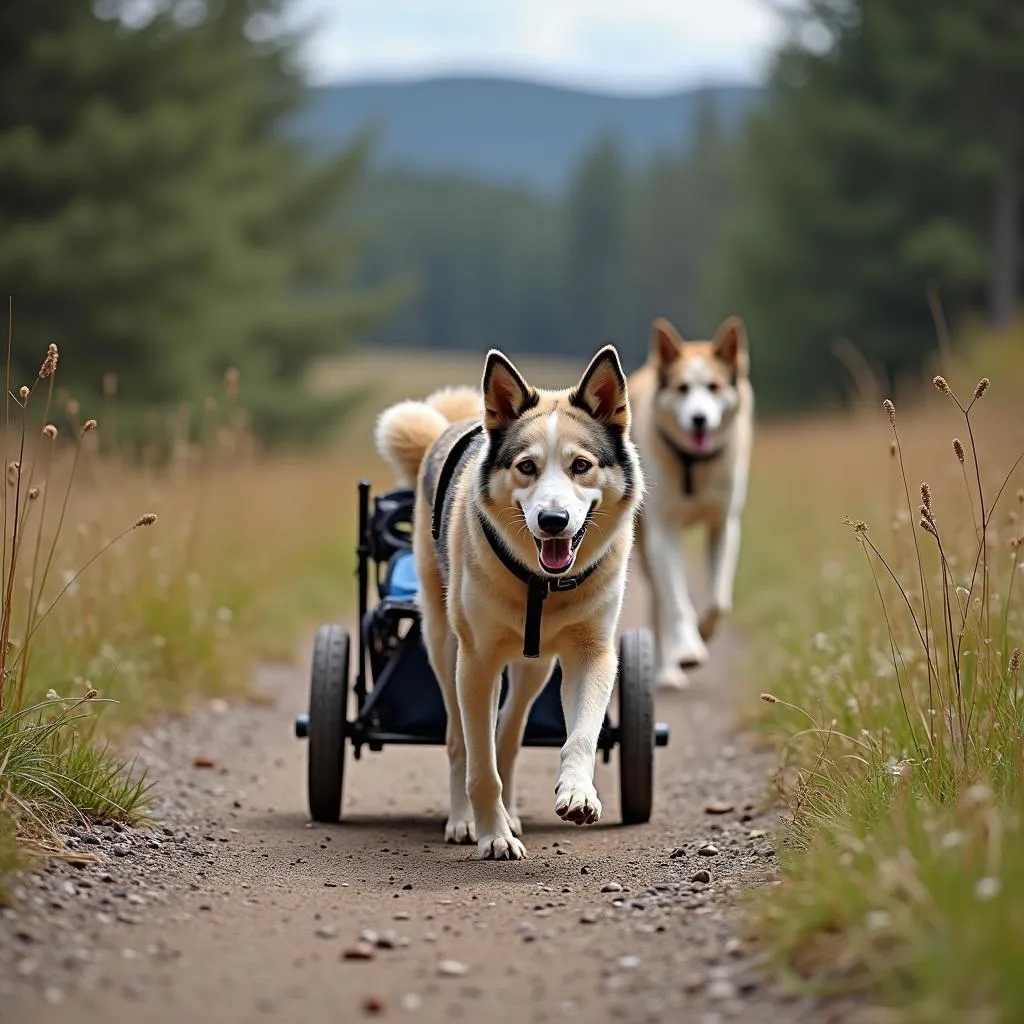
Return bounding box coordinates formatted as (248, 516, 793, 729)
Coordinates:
(883, 399, 896, 424)
(933, 375, 952, 396)
(952, 438, 965, 463)
(38, 343, 58, 379)
(973, 378, 990, 400)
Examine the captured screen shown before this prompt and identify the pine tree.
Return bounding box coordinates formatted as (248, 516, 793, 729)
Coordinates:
(0, 0, 396, 441)
(719, 0, 1023, 413)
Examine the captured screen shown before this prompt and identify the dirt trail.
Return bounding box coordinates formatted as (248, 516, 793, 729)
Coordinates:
(2, 581, 832, 1024)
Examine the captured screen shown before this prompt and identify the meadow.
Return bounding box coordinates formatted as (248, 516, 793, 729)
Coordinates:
(2, 326, 1023, 1024)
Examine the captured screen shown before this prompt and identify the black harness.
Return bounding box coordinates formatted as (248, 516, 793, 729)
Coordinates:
(431, 423, 601, 659)
(657, 428, 726, 496)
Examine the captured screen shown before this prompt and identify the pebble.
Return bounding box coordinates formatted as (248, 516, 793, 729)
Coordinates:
(342, 942, 375, 961)
(437, 959, 469, 977)
(362, 994, 385, 1015)
(314, 925, 339, 939)
(704, 801, 735, 815)
(600, 882, 623, 893)
(697, 843, 720, 857)
(707, 978, 737, 1001)
(616, 955, 641, 970)
(690, 870, 712, 884)
(579, 910, 600, 924)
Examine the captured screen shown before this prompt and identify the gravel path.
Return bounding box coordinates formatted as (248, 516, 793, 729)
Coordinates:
(0, 583, 842, 1024)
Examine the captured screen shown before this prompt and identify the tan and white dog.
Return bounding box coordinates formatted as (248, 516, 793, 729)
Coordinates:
(375, 347, 643, 860)
(628, 316, 753, 690)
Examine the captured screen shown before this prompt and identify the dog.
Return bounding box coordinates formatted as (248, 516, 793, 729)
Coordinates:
(628, 315, 753, 690)
(375, 347, 644, 860)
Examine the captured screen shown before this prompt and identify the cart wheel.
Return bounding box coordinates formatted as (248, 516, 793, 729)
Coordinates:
(307, 625, 350, 823)
(617, 628, 655, 825)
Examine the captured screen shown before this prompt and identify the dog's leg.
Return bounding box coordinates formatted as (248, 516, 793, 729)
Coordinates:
(496, 658, 555, 837)
(700, 513, 741, 642)
(422, 611, 475, 844)
(457, 645, 526, 860)
(639, 513, 707, 688)
(553, 642, 617, 825)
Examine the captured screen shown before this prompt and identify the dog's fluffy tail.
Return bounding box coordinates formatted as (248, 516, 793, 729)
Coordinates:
(374, 385, 481, 487)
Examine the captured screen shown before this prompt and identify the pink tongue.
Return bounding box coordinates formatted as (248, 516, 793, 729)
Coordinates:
(540, 537, 572, 571)
(692, 428, 709, 451)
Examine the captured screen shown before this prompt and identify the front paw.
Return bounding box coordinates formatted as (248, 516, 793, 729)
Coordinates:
(477, 834, 527, 860)
(674, 628, 709, 668)
(554, 779, 602, 825)
(698, 605, 729, 642)
(445, 817, 476, 844)
(656, 663, 690, 690)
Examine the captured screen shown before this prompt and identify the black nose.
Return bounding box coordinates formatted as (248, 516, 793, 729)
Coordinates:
(537, 509, 570, 536)
(692, 413, 707, 429)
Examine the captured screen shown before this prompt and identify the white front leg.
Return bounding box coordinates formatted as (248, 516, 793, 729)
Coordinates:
(639, 511, 707, 688)
(554, 643, 617, 825)
(700, 513, 742, 641)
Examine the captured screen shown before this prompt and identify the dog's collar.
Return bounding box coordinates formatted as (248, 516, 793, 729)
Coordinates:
(431, 421, 602, 658)
(477, 512, 601, 659)
(657, 428, 727, 497)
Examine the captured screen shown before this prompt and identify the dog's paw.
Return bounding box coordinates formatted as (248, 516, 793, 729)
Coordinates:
(477, 834, 527, 860)
(656, 664, 690, 690)
(698, 606, 723, 642)
(554, 780, 602, 826)
(445, 818, 477, 844)
(675, 633, 709, 669)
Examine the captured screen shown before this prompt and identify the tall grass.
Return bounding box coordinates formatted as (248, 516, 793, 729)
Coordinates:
(745, 333, 1024, 1022)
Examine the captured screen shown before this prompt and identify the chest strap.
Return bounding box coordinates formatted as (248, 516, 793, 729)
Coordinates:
(657, 429, 726, 496)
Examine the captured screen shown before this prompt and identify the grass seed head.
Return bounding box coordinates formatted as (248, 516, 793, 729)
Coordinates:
(920, 482, 932, 511)
(42, 424, 57, 439)
(134, 513, 158, 528)
(81, 418, 97, 435)
(883, 399, 896, 424)
(933, 375, 952, 396)
(28, 487, 39, 500)
(973, 378, 990, 400)
(1010, 649, 1021, 678)
(919, 516, 937, 537)
(6, 461, 20, 486)
(38, 342, 58, 379)
(760, 692, 778, 704)
(952, 438, 965, 464)
(18, 385, 29, 400)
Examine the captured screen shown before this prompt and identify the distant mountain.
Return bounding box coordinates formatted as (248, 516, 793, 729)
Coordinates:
(294, 76, 763, 194)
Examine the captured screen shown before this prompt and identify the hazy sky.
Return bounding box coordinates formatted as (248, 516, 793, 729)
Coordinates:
(289, 1, 785, 93)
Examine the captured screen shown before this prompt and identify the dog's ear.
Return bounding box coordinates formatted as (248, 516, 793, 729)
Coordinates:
(712, 316, 749, 378)
(570, 345, 629, 427)
(482, 349, 536, 429)
(650, 318, 684, 370)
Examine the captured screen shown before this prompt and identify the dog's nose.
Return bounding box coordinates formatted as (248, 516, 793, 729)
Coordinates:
(692, 413, 707, 429)
(537, 509, 571, 536)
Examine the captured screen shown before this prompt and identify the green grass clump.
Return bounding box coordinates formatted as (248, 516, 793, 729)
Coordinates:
(746, 361, 1024, 1021)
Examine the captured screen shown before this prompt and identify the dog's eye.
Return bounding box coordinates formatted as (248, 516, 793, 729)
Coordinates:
(707, 382, 720, 393)
(678, 383, 690, 395)
(571, 457, 593, 475)
(516, 459, 538, 477)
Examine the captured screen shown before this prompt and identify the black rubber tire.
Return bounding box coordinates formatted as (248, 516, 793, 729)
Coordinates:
(307, 625, 349, 823)
(617, 628, 656, 825)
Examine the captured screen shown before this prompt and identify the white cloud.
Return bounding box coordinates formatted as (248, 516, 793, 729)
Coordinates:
(289, 0, 784, 92)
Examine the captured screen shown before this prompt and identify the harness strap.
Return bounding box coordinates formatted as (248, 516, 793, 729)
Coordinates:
(477, 513, 601, 659)
(657, 428, 726, 497)
(431, 424, 484, 541)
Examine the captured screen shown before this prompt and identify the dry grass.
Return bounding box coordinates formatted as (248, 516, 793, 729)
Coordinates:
(739, 324, 1024, 1021)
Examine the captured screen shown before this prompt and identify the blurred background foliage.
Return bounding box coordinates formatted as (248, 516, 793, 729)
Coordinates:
(0, 0, 1021, 437)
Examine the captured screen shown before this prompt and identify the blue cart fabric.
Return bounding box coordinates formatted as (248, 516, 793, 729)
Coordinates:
(381, 551, 420, 599)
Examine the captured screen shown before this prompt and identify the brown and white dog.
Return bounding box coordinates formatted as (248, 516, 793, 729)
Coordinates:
(375, 348, 644, 859)
(628, 316, 753, 689)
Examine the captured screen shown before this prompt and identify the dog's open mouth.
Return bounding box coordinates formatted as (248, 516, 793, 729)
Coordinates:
(534, 523, 587, 575)
(691, 423, 711, 451)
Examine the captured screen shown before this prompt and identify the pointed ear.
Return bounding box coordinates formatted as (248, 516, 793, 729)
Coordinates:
(650, 317, 684, 369)
(570, 345, 629, 427)
(482, 349, 535, 429)
(712, 316, 749, 377)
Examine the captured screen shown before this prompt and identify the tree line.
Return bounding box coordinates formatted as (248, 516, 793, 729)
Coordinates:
(0, 0, 1019, 435)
